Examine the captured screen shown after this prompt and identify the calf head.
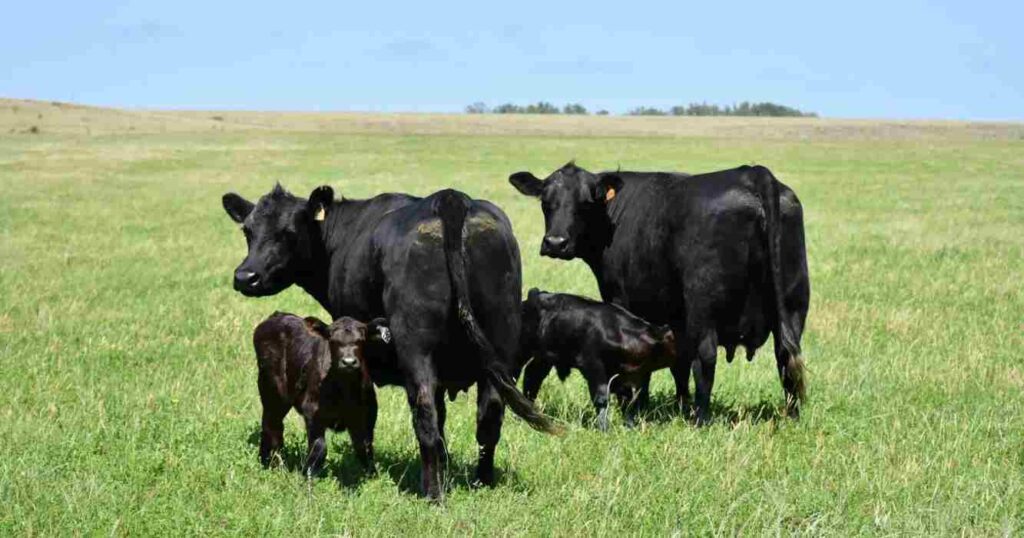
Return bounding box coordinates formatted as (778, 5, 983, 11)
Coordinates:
(509, 162, 621, 260)
(325, 317, 392, 373)
(221, 184, 334, 296)
(621, 325, 676, 376)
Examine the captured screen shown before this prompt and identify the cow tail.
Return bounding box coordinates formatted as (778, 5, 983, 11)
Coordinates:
(752, 166, 805, 402)
(433, 190, 562, 435)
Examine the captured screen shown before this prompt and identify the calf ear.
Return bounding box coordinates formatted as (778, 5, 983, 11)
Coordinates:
(368, 318, 392, 344)
(307, 186, 334, 222)
(222, 193, 254, 223)
(527, 287, 541, 301)
(596, 174, 623, 203)
(657, 325, 675, 345)
(509, 172, 544, 197)
(303, 317, 331, 339)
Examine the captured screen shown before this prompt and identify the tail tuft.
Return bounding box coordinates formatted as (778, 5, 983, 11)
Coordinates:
(786, 354, 806, 403)
(487, 368, 564, 435)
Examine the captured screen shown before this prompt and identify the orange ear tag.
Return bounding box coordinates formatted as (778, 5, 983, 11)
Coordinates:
(605, 187, 617, 202)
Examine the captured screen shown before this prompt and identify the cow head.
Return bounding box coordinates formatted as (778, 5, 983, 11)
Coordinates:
(509, 162, 621, 260)
(221, 183, 333, 296)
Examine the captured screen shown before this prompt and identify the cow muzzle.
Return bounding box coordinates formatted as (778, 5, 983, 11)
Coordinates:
(540, 235, 573, 259)
(233, 267, 266, 295)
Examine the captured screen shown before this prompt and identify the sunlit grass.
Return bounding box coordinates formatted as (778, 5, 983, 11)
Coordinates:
(0, 109, 1022, 535)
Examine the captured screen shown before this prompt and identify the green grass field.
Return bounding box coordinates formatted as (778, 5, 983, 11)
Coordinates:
(1, 100, 1022, 535)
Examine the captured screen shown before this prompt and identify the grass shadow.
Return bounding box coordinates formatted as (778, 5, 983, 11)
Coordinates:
(635, 391, 787, 426)
(246, 425, 526, 496)
(245, 426, 373, 490)
(373, 440, 527, 496)
(527, 389, 788, 430)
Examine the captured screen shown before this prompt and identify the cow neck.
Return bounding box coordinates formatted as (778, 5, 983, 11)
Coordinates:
(294, 235, 331, 313)
(577, 205, 616, 274)
(293, 198, 372, 314)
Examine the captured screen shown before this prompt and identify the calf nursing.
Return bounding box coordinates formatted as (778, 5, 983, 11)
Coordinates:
(520, 289, 676, 430)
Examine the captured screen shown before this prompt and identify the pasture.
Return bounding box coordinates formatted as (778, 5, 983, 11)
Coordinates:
(1, 99, 1022, 535)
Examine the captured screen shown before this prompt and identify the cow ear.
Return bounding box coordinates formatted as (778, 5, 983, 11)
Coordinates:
(368, 317, 392, 344)
(307, 186, 334, 222)
(304, 317, 331, 339)
(222, 193, 254, 223)
(509, 172, 544, 197)
(596, 174, 623, 203)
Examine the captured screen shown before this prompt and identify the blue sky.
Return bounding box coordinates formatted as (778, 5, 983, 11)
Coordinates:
(2, 1, 1021, 119)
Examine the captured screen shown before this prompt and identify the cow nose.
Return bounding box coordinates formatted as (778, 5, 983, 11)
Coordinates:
(543, 236, 567, 250)
(341, 356, 359, 369)
(234, 270, 260, 288)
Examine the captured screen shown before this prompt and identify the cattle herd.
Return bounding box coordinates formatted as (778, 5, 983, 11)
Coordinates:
(221, 161, 810, 501)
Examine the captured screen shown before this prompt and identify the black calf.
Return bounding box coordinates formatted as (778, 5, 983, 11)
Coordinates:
(253, 311, 391, 476)
(520, 289, 676, 430)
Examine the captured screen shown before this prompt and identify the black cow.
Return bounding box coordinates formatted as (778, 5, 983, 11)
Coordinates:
(253, 312, 391, 476)
(520, 288, 676, 430)
(510, 163, 810, 424)
(222, 184, 558, 501)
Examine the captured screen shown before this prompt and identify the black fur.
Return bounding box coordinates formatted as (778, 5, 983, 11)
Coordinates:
(510, 163, 810, 423)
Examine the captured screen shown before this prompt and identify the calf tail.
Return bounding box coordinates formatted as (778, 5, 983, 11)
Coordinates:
(750, 166, 806, 402)
(434, 190, 562, 434)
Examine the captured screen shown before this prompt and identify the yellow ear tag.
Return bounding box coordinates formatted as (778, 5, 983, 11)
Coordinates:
(314, 207, 326, 221)
(605, 187, 617, 202)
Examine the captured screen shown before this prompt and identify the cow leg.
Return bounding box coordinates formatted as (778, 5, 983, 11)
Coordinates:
(303, 416, 327, 478)
(474, 377, 505, 487)
(435, 388, 449, 468)
(689, 331, 718, 426)
(404, 376, 444, 501)
(635, 374, 651, 411)
(670, 322, 692, 413)
(580, 360, 611, 432)
(670, 361, 692, 412)
(522, 358, 553, 401)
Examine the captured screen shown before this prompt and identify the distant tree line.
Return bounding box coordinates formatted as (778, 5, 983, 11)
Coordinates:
(631, 101, 816, 117)
(466, 102, 607, 115)
(466, 101, 815, 117)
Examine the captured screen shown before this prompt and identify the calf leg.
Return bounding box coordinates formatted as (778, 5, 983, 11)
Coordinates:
(348, 389, 378, 473)
(689, 330, 718, 426)
(257, 371, 288, 467)
(259, 406, 287, 468)
(474, 378, 505, 487)
(580, 360, 611, 432)
(303, 416, 327, 478)
(405, 376, 444, 501)
(522, 358, 553, 401)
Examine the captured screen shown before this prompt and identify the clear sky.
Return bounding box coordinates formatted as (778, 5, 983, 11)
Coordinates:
(2, 1, 1021, 119)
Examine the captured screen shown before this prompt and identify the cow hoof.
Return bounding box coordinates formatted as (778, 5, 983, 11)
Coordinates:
(472, 470, 496, 488)
(425, 491, 445, 504)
